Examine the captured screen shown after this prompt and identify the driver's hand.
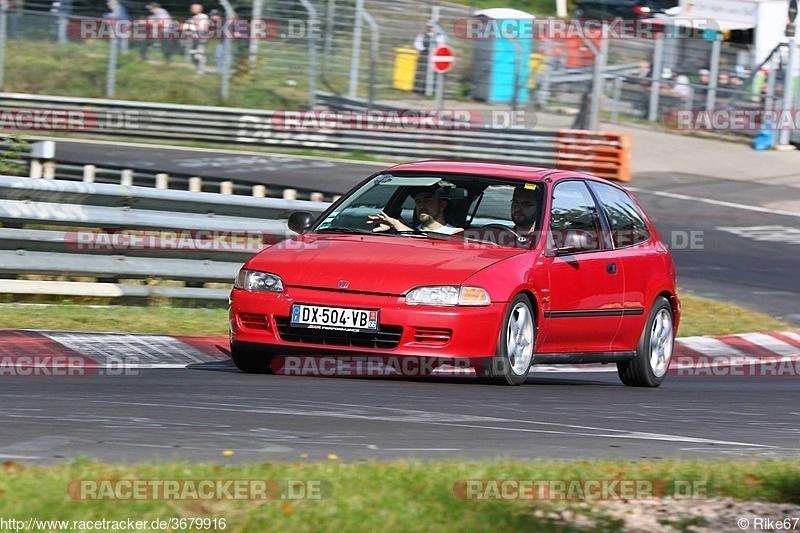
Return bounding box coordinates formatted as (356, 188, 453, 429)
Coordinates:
(367, 212, 398, 232)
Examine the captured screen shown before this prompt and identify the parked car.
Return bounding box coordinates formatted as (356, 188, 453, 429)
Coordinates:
(574, 0, 678, 19)
(229, 161, 679, 386)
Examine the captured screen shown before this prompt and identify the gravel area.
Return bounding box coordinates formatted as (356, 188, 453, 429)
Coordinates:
(537, 498, 800, 532)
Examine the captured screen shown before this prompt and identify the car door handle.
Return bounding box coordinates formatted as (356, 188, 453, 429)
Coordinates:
(606, 262, 617, 275)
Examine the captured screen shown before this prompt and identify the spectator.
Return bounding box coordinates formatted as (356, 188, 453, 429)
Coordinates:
(672, 74, 692, 105)
(50, 0, 72, 44)
(183, 3, 210, 74)
(632, 60, 650, 79)
(142, 2, 177, 63)
(412, 22, 446, 94)
(718, 72, 730, 87)
(103, 0, 129, 52)
(698, 68, 710, 85)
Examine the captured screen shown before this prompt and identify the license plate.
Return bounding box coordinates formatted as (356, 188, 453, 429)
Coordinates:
(290, 304, 379, 333)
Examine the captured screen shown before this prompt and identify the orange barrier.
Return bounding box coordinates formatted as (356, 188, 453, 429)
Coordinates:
(555, 129, 632, 182)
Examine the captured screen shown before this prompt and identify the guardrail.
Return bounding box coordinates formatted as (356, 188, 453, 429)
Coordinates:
(0, 175, 330, 303)
(1, 93, 632, 182)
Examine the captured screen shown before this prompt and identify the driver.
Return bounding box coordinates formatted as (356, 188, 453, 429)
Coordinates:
(511, 186, 541, 235)
(367, 186, 462, 235)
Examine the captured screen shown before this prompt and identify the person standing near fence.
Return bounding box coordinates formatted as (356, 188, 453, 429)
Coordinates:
(183, 3, 210, 75)
(141, 2, 176, 62)
(103, 0, 129, 52)
(49, 0, 72, 44)
(413, 22, 446, 94)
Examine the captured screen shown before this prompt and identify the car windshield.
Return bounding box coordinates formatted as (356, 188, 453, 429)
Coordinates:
(313, 173, 545, 248)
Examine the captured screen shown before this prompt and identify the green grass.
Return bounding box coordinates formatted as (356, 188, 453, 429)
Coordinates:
(0, 459, 798, 532)
(677, 294, 793, 337)
(0, 293, 793, 337)
(0, 304, 229, 336)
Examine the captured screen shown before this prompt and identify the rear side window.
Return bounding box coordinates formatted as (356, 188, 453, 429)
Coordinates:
(588, 182, 651, 248)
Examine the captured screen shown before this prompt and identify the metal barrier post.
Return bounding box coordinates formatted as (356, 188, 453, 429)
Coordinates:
(107, 39, 118, 99)
(648, 35, 664, 122)
(778, 19, 798, 147)
(705, 34, 721, 111)
(590, 34, 608, 131)
(322, 0, 335, 79)
(249, 0, 263, 66)
(0, 1, 6, 89)
(611, 76, 622, 123)
(299, 0, 317, 109)
(362, 10, 378, 109)
(347, 0, 364, 99)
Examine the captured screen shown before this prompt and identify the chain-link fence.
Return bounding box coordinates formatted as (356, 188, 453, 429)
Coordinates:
(0, 2, 797, 137)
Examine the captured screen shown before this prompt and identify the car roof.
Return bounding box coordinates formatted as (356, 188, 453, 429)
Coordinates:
(383, 160, 604, 184)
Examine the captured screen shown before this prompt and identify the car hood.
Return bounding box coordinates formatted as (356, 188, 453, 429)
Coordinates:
(245, 234, 527, 295)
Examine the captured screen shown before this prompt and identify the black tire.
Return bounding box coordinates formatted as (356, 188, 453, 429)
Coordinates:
(617, 297, 675, 387)
(478, 295, 536, 386)
(230, 343, 277, 374)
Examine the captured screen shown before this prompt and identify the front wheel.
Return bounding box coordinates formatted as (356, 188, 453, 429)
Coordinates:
(617, 297, 675, 387)
(478, 295, 536, 385)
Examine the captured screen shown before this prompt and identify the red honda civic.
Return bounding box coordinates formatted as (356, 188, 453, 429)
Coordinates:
(229, 161, 679, 386)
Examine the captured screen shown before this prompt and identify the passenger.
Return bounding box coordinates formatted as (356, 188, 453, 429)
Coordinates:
(368, 186, 462, 234)
(511, 186, 541, 235)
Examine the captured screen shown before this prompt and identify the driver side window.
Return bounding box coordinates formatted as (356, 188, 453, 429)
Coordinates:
(549, 181, 604, 251)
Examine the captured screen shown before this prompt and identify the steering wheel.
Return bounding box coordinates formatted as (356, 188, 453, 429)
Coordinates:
(481, 223, 523, 240)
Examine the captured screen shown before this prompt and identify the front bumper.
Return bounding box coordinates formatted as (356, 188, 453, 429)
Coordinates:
(229, 287, 505, 360)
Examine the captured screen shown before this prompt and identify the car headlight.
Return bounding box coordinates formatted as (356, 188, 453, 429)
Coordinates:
(405, 286, 491, 307)
(234, 269, 284, 292)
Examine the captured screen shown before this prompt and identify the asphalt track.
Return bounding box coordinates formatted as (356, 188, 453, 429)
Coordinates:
(51, 139, 383, 195)
(3, 141, 797, 463)
(1, 367, 798, 463)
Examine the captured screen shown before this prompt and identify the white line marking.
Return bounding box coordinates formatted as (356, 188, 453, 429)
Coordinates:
(676, 337, 751, 358)
(627, 187, 800, 219)
(103, 400, 774, 449)
(0, 453, 41, 460)
(780, 331, 800, 344)
(738, 333, 800, 357)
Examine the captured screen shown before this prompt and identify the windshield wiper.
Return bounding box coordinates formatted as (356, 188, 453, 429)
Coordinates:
(396, 230, 454, 241)
(315, 227, 376, 235)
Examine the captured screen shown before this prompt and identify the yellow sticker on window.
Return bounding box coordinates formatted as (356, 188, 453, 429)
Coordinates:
(524, 183, 538, 190)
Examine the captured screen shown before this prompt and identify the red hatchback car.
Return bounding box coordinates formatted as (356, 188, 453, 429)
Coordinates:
(229, 161, 679, 386)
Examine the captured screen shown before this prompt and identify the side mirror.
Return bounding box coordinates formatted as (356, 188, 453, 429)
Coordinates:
(552, 229, 598, 255)
(288, 211, 315, 234)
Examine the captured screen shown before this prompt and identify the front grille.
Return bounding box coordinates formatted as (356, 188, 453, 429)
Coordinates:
(413, 327, 452, 345)
(275, 317, 403, 349)
(239, 313, 268, 330)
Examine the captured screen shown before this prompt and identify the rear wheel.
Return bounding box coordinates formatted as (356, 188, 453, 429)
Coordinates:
(230, 343, 277, 374)
(617, 297, 674, 387)
(478, 295, 535, 385)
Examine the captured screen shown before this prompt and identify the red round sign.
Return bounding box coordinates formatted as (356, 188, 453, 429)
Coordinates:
(431, 45, 455, 74)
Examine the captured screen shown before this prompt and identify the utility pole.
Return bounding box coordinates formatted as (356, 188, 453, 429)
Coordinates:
(778, 0, 798, 148)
